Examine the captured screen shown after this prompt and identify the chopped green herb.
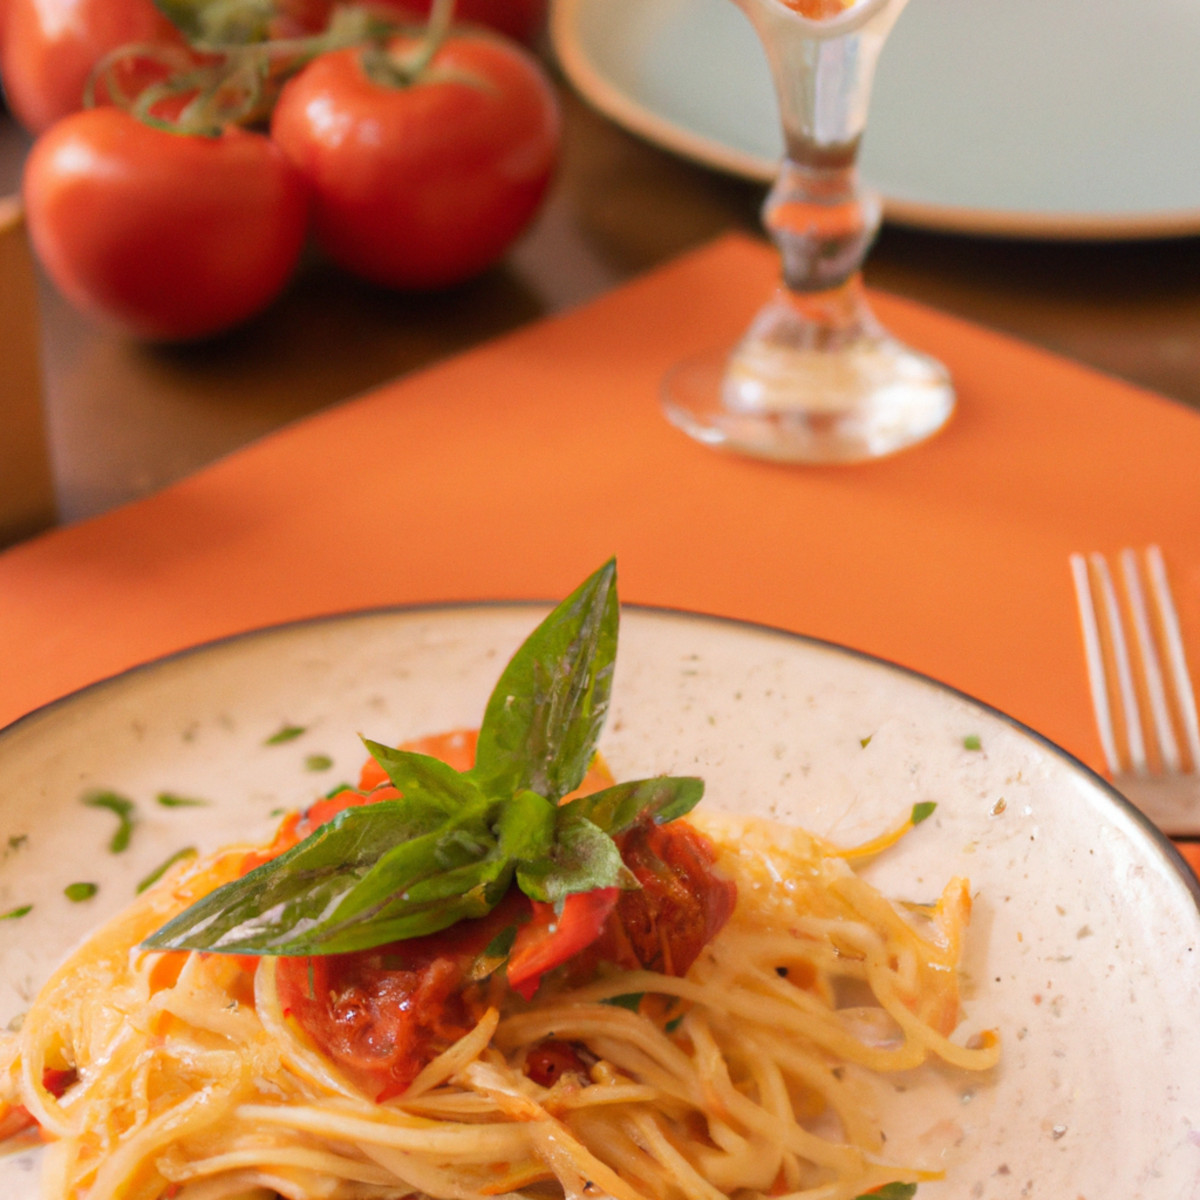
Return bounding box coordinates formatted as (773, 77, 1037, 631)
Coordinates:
(910, 802, 937, 826)
(305, 754, 334, 772)
(7, 834, 28, 853)
(855, 1185, 917, 1200)
(859, 735, 872, 748)
(64, 882, 98, 903)
(602, 993, 644, 1013)
(324, 783, 354, 799)
(156, 792, 210, 808)
(83, 790, 137, 853)
(265, 724, 307, 746)
(136, 847, 198, 894)
(963, 734, 982, 751)
(1, 904, 32, 920)
(664, 1014, 684, 1034)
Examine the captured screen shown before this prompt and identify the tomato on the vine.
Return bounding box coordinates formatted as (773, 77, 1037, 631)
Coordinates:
(270, 32, 560, 290)
(384, 0, 546, 44)
(23, 107, 311, 341)
(0, 0, 182, 133)
(276, 0, 547, 46)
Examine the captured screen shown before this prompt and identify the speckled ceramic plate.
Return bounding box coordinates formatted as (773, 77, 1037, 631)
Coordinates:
(2, 604, 1199, 1195)
(553, 0, 1200, 239)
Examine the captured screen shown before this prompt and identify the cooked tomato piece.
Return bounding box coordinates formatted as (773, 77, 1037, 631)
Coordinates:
(276, 891, 526, 1100)
(506, 887, 620, 1000)
(586, 821, 737, 978)
(524, 1039, 589, 1087)
(278, 950, 471, 1100)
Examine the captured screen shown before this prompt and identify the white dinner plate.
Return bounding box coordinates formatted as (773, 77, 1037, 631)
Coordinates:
(552, 0, 1200, 239)
(2, 603, 1200, 1195)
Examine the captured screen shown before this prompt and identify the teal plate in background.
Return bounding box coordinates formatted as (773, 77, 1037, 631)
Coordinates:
(552, 0, 1200, 239)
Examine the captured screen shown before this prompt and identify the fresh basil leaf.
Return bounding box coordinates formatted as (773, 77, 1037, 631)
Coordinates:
(362, 739, 490, 814)
(142, 561, 709, 961)
(472, 559, 618, 803)
(562, 776, 704, 834)
(517, 812, 625, 905)
(496, 789, 557, 864)
(143, 788, 496, 956)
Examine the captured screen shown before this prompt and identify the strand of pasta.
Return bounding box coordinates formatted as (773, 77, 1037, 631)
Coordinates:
(460, 1060, 655, 1200)
(159, 1143, 399, 1188)
(237, 1099, 534, 1160)
(563, 967, 934, 1072)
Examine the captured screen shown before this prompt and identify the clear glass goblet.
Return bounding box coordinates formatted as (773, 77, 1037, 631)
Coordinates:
(662, 0, 953, 463)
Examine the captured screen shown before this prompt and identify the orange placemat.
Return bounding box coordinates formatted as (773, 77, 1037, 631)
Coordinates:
(1, 233, 1197, 796)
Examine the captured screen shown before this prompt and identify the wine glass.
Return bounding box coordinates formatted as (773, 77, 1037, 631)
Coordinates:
(662, 0, 953, 463)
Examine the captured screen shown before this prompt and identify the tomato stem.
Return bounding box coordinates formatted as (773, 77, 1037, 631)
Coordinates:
(84, 6, 407, 136)
(361, 0, 458, 88)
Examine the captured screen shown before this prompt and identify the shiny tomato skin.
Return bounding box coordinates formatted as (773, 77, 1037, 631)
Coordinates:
(506, 887, 620, 1000)
(0, 0, 180, 133)
(270, 35, 560, 290)
(278, 0, 547, 45)
(385, 0, 547, 44)
(23, 109, 311, 341)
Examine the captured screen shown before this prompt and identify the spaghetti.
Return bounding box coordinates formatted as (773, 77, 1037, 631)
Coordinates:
(0, 801, 997, 1200)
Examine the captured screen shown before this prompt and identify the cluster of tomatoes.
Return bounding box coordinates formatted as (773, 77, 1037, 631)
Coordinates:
(0, 0, 558, 341)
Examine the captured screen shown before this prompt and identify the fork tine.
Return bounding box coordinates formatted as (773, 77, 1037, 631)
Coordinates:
(1145, 544, 1200, 771)
(1091, 552, 1147, 773)
(1120, 547, 1181, 773)
(1070, 552, 1121, 776)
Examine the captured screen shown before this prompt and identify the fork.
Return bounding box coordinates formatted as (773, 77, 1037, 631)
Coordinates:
(1069, 545, 1200, 834)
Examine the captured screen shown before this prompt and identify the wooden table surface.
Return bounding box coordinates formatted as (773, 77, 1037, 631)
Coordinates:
(3, 57, 1200, 529)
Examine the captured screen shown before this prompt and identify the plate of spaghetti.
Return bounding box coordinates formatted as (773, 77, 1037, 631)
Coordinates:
(1, 562, 1198, 1200)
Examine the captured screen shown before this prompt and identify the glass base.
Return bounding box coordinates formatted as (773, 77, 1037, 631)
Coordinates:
(662, 336, 955, 464)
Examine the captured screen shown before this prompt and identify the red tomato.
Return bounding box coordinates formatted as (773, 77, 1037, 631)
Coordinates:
(277, 0, 546, 45)
(386, 0, 546, 44)
(270, 33, 560, 289)
(0, 0, 181, 133)
(23, 108, 311, 341)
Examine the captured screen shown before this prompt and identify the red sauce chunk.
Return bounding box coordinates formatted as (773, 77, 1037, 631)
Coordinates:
(274, 892, 523, 1101)
(524, 1038, 590, 1087)
(585, 819, 738, 978)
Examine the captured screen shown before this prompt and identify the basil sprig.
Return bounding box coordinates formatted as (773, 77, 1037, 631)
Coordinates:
(143, 561, 703, 957)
